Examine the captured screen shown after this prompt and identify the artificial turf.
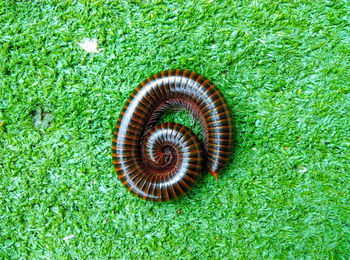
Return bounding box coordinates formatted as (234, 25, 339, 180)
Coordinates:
(0, 0, 349, 258)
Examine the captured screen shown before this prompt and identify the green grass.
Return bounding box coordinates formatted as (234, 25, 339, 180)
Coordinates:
(1, 0, 349, 258)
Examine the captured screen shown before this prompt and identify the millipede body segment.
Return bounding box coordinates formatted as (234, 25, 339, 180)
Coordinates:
(112, 69, 233, 201)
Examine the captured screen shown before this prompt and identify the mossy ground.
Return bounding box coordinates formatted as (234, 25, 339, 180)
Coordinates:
(0, 0, 349, 258)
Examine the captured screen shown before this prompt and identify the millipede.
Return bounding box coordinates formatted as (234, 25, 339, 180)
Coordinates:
(112, 69, 233, 201)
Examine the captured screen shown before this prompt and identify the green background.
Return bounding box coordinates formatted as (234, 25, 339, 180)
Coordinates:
(1, 0, 349, 258)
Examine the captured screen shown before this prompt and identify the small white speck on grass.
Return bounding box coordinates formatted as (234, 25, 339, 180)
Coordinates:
(8, 145, 17, 151)
(78, 38, 100, 53)
(299, 166, 308, 173)
(63, 234, 75, 241)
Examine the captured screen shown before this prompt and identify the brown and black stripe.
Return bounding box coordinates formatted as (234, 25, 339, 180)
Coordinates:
(112, 69, 233, 201)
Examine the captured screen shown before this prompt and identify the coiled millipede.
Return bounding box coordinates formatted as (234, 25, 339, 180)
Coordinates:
(112, 69, 233, 201)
